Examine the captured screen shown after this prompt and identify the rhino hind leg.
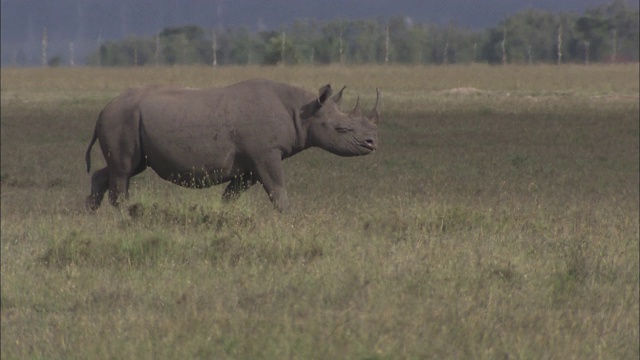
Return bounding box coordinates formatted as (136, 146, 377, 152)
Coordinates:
(105, 151, 146, 208)
(108, 171, 131, 207)
(86, 167, 109, 212)
(222, 173, 256, 203)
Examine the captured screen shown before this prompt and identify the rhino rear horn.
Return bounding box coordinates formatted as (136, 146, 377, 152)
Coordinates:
(330, 86, 346, 106)
(349, 96, 362, 117)
(368, 89, 381, 124)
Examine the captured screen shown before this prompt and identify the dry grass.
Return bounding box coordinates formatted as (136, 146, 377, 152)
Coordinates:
(1, 64, 639, 359)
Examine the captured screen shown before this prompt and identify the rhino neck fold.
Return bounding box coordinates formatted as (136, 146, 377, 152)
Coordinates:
(291, 108, 310, 155)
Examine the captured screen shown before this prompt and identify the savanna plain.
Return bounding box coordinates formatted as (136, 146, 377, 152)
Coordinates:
(1, 64, 638, 359)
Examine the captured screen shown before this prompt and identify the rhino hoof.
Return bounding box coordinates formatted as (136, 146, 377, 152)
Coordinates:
(85, 197, 100, 213)
(128, 203, 144, 218)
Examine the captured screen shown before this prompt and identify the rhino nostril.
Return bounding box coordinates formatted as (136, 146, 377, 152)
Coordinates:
(364, 139, 376, 149)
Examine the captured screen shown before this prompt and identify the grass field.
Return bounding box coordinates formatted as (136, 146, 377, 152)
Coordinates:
(1, 64, 639, 359)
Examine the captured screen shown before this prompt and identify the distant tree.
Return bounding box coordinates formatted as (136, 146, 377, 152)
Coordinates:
(405, 22, 431, 64)
(320, 19, 349, 64)
(288, 19, 323, 64)
(501, 10, 558, 63)
(387, 16, 415, 64)
(482, 10, 580, 64)
(577, 0, 640, 62)
(224, 27, 260, 65)
(346, 19, 384, 64)
(441, 24, 481, 64)
(481, 25, 505, 64)
(431, 24, 460, 64)
(48, 56, 62, 67)
(81, 3, 638, 67)
(573, 15, 612, 62)
(555, 14, 579, 63)
(159, 25, 208, 65)
(159, 25, 206, 42)
(484, 11, 544, 63)
(262, 31, 299, 65)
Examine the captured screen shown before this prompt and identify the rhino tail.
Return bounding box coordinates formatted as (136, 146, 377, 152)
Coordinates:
(85, 129, 98, 173)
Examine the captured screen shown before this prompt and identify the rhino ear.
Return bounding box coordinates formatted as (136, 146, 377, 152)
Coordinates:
(300, 84, 333, 119)
(367, 89, 381, 124)
(330, 86, 346, 106)
(349, 96, 362, 117)
(318, 84, 332, 104)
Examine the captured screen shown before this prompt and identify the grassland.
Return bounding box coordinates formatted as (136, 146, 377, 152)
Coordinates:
(1, 64, 639, 359)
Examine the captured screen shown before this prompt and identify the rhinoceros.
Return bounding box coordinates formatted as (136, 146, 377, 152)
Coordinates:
(85, 78, 380, 213)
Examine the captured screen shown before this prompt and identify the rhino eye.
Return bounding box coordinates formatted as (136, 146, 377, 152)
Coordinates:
(335, 126, 352, 133)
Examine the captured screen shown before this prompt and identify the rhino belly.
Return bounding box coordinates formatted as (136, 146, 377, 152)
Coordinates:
(143, 138, 244, 188)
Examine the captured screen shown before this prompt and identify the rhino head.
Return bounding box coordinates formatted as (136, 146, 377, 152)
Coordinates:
(301, 84, 380, 157)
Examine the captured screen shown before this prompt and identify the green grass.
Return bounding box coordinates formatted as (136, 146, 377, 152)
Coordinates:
(1, 64, 639, 359)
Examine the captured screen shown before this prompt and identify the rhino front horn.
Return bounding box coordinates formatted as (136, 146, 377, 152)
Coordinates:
(368, 89, 381, 124)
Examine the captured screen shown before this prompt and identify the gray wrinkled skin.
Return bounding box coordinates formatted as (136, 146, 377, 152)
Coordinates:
(85, 79, 380, 213)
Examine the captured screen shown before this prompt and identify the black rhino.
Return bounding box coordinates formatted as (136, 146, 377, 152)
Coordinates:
(85, 78, 380, 213)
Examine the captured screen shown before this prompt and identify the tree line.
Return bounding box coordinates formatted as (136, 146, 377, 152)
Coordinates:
(86, 1, 638, 66)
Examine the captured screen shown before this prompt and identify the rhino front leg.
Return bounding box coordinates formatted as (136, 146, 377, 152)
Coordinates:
(253, 155, 289, 213)
(86, 167, 109, 212)
(222, 173, 256, 203)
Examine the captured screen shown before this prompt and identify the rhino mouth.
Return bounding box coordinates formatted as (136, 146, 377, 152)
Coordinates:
(359, 139, 377, 151)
